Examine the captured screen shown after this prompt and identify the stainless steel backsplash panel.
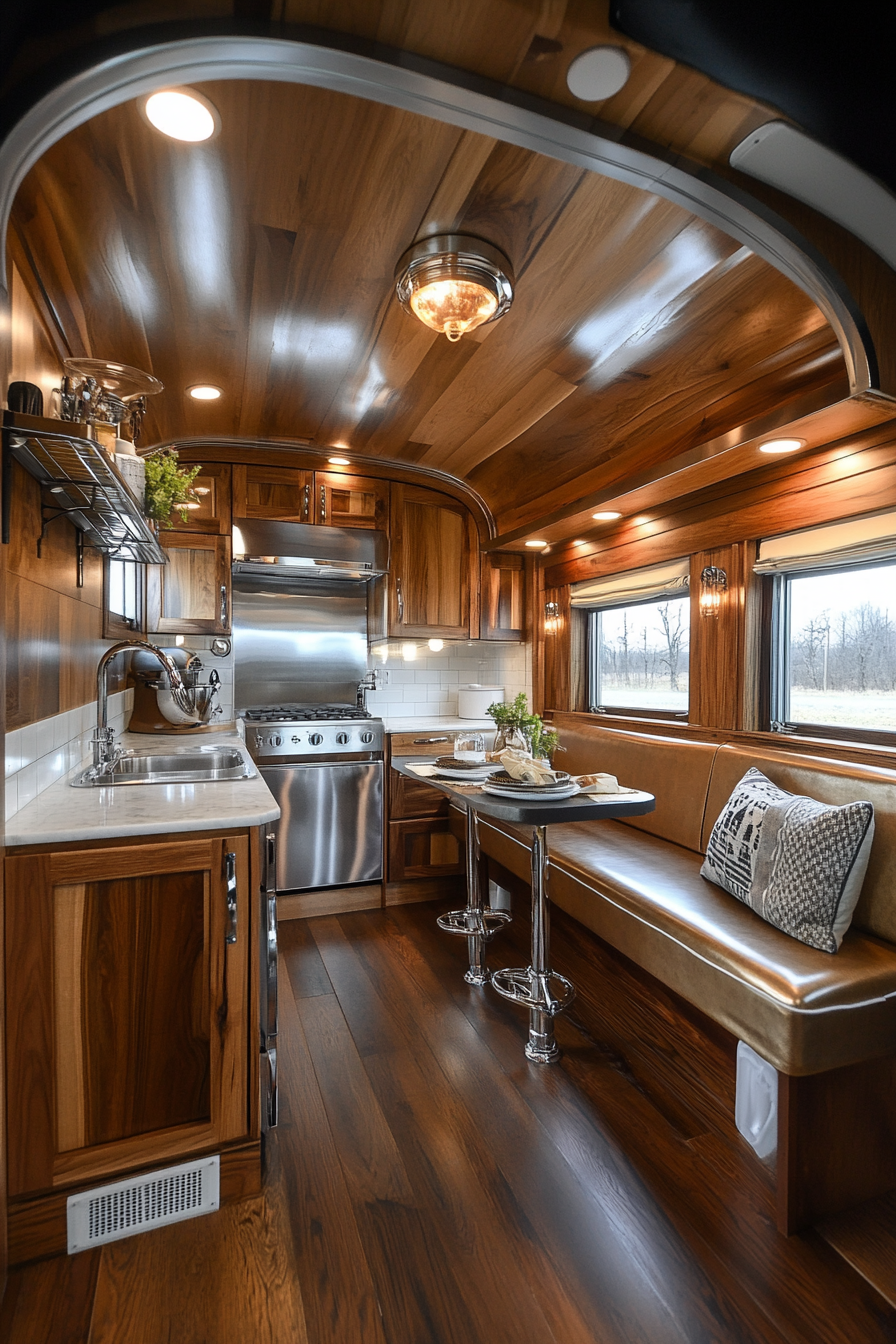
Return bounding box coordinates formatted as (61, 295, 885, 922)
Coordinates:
(232, 574, 368, 708)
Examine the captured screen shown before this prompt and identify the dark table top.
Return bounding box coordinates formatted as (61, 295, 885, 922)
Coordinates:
(391, 757, 656, 826)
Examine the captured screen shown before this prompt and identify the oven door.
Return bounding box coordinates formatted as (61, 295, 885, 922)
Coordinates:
(260, 760, 384, 891)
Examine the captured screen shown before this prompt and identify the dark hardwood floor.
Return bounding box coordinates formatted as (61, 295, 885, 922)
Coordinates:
(2, 895, 894, 1344)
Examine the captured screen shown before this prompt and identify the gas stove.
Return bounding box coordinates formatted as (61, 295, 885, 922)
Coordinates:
(241, 704, 384, 759)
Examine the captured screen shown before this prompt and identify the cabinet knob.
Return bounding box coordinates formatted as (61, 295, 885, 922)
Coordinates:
(302, 483, 310, 521)
(396, 575, 404, 623)
(220, 584, 228, 626)
(320, 484, 327, 522)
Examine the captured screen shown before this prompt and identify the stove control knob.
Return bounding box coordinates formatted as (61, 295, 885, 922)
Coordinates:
(336, 731, 349, 745)
(269, 733, 282, 748)
(360, 731, 374, 744)
(253, 732, 264, 748)
(309, 733, 324, 746)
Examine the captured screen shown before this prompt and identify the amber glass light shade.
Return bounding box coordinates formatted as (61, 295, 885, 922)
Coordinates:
(410, 278, 499, 341)
(395, 235, 513, 342)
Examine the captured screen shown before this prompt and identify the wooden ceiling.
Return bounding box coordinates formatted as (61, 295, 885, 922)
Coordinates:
(10, 75, 848, 541)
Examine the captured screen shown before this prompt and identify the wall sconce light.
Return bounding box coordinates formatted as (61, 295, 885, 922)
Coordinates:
(544, 600, 561, 633)
(699, 566, 727, 617)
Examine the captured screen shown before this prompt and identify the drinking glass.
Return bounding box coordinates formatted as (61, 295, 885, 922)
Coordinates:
(454, 732, 485, 762)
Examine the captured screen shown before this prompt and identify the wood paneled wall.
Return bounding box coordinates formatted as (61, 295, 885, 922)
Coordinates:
(538, 419, 896, 737)
(3, 265, 115, 731)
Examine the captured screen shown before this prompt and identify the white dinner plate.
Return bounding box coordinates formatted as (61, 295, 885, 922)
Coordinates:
(481, 781, 581, 802)
(432, 766, 500, 781)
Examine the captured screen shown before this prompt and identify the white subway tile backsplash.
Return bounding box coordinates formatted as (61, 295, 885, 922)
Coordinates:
(4, 775, 17, 822)
(368, 639, 531, 721)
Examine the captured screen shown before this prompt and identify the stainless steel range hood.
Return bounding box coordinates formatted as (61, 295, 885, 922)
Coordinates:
(232, 518, 388, 580)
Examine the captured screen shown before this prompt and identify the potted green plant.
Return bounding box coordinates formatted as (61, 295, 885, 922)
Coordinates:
(486, 693, 565, 763)
(143, 449, 202, 525)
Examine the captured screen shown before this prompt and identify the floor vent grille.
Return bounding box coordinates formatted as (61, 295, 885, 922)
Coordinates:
(67, 1155, 220, 1253)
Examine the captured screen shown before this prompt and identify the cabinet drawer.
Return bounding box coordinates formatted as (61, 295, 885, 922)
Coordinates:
(389, 731, 456, 755)
(390, 769, 449, 820)
(388, 819, 463, 880)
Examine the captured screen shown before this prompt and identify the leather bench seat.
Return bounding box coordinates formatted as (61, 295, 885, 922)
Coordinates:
(472, 717, 896, 1078)
(478, 812, 896, 1076)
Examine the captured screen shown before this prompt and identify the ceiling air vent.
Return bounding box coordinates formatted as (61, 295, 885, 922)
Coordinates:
(66, 1155, 220, 1253)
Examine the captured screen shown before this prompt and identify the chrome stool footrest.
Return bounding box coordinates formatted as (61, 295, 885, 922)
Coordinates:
(490, 966, 576, 1017)
(437, 909, 512, 941)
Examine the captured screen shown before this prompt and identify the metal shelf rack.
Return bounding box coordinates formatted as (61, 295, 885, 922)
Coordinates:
(2, 424, 167, 565)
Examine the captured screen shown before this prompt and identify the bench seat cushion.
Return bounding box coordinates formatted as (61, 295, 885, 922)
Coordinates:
(478, 813, 896, 1077)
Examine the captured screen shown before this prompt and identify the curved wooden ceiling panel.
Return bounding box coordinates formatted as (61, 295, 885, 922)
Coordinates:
(10, 76, 845, 528)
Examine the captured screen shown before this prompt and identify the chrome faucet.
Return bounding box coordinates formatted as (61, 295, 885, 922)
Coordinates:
(94, 639, 193, 768)
(356, 668, 381, 712)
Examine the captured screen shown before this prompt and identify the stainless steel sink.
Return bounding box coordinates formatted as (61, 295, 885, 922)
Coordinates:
(71, 746, 255, 787)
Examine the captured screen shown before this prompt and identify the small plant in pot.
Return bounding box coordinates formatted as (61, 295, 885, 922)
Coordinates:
(486, 693, 565, 764)
(143, 449, 202, 526)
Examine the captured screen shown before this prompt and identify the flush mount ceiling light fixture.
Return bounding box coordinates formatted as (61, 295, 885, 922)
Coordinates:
(758, 437, 805, 454)
(394, 234, 514, 342)
(187, 384, 222, 400)
(327, 456, 350, 465)
(525, 539, 548, 548)
(592, 510, 622, 521)
(143, 88, 219, 142)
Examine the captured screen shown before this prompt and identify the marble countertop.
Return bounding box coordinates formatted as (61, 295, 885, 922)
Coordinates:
(5, 728, 279, 848)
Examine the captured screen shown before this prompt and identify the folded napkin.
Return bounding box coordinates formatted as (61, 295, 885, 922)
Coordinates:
(406, 762, 484, 790)
(574, 772, 638, 795)
(495, 749, 561, 785)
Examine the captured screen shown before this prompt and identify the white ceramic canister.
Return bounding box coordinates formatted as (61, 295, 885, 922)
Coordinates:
(457, 684, 503, 719)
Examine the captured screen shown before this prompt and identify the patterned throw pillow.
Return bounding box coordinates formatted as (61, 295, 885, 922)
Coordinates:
(701, 767, 874, 953)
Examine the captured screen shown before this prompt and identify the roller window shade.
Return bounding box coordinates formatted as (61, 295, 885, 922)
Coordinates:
(754, 510, 896, 575)
(570, 558, 690, 609)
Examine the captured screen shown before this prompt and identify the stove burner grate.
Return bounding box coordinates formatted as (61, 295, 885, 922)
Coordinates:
(241, 703, 373, 723)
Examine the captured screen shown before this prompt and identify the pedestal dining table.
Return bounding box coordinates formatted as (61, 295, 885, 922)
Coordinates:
(391, 757, 655, 1063)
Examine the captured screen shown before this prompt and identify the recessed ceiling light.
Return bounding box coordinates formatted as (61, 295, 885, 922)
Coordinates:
(328, 456, 350, 465)
(566, 46, 631, 102)
(758, 438, 805, 454)
(188, 385, 222, 401)
(525, 539, 548, 548)
(592, 511, 622, 521)
(143, 89, 218, 142)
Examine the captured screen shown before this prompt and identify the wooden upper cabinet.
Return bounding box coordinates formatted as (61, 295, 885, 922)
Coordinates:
(480, 552, 526, 640)
(389, 483, 476, 639)
(149, 532, 231, 634)
(232, 464, 313, 523)
(166, 463, 232, 535)
(5, 834, 251, 1197)
(316, 472, 388, 530)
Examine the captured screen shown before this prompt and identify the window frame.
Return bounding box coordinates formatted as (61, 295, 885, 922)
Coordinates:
(586, 594, 690, 722)
(103, 555, 146, 641)
(768, 558, 896, 747)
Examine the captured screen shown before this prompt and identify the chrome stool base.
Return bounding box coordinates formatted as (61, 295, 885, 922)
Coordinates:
(490, 966, 575, 1015)
(437, 909, 513, 940)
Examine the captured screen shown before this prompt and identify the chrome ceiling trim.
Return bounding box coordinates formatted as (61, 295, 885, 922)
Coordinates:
(0, 32, 877, 392)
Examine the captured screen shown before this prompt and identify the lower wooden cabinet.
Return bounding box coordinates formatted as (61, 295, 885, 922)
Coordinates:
(5, 832, 254, 1200)
(388, 818, 463, 880)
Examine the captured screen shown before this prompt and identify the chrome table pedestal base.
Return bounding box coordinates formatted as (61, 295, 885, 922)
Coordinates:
(436, 802, 510, 985)
(489, 825, 575, 1062)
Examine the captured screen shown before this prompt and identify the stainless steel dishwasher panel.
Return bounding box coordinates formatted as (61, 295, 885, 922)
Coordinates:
(260, 761, 384, 891)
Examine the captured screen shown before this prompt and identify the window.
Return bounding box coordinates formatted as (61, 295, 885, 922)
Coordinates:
(771, 560, 896, 739)
(104, 557, 144, 638)
(588, 596, 690, 716)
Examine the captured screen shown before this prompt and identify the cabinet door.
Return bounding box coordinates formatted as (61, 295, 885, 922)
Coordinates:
(232, 464, 313, 522)
(316, 472, 389, 530)
(150, 532, 231, 634)
(388, 819, 463, 880)
(389, 484, 475, 638)
(166, 463, 232, 536)
(480, 552, 526, 640)
(5, 835, 250, 1196)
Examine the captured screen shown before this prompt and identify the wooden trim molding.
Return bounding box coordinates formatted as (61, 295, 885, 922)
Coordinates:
(0, 31, 877, 397)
